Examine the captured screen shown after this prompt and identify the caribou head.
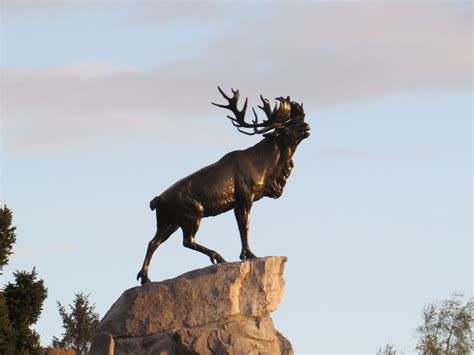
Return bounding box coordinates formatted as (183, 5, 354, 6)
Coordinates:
(211, 86, 310, 141)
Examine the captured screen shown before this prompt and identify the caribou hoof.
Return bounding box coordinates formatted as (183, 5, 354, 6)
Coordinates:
(210, 253, 226, 264)
(240, 250, 257, 260)
(136, 271, 151, 285)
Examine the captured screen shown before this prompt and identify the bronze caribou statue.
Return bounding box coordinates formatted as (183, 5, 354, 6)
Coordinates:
(137, 87, 310, 284)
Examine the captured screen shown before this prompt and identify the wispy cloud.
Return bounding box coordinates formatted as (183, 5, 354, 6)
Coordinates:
(13, 243, 78, 258)
(2, 2, 471, 152)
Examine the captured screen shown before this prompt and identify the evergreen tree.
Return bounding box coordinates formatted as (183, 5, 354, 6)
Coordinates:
(52, 292, 100, 354)
(3, 268, 48, 354)
(0, 293, 16, 354)
(0, 205, 48, 354)
(416, 292, 473, 354)
(0, 205, 17, 274)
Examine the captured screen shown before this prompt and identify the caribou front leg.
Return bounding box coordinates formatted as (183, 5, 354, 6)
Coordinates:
(234, 203, 257, 260)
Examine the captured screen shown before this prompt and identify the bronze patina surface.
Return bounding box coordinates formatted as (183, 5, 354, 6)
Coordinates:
(137, 87, 310, 285)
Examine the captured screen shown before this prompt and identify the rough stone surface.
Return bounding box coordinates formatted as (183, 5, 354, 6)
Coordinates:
(90, 256, 292, 355)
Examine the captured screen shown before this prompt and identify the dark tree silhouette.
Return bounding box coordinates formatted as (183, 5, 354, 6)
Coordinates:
(0, 205, 16, 274)
(2, 269, 48, 354)
(0, 293, 16, 354)
(0, 205, 48, 355)
(52, 292, 100, 354)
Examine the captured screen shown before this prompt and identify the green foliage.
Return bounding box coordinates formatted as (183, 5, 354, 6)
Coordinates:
(2, 268, 48, 354)
(52, 292, 100, 355)
(415, 292, 473, 354)
(0, 206, 48, 354)
(376, 343, 404, 355)
(0, 293, 16, 355)
(0, 205, 17, 274)
(4, 268, 48, 329)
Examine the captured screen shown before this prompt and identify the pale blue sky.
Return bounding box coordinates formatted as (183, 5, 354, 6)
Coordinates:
(1, 1, 472, 354)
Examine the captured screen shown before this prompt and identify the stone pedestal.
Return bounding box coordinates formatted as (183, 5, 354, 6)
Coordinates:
(90, 256, 293, 355)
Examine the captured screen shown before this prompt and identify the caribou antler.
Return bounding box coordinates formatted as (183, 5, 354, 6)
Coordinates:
(211, 87, 248, 125)
(212, 87, 293, 135)
(253, 95, 292, 123)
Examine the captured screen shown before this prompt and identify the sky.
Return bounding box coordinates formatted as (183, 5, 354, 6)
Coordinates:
(0, 1, 472, 354)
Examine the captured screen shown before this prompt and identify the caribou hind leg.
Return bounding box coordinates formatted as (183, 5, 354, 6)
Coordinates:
(182, 218, 226, 264)
(137, 223, 178, 285)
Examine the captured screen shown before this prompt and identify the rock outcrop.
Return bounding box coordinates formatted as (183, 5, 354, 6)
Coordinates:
(90, 256, 292, 354)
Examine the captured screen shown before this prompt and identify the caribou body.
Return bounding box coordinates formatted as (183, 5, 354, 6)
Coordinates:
(137, 87, 310, 284)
